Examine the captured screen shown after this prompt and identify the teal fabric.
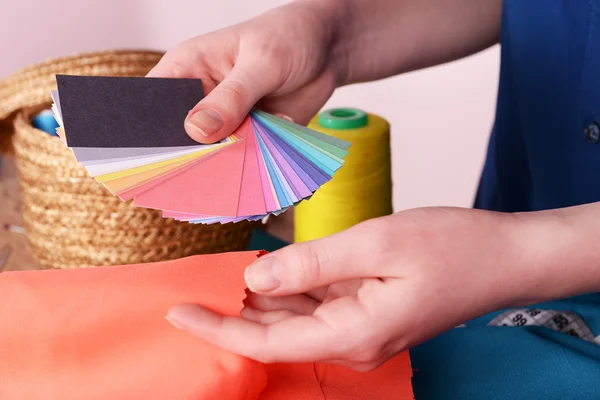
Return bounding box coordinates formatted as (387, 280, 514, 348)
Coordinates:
(247, 229, 289, 253)
(412, 294, 600, 399)
(411, 325, 600, 400)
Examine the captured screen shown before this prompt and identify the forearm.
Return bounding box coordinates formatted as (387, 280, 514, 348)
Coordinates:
(505, 203, 600, 307)
(310, 0, 502, 85)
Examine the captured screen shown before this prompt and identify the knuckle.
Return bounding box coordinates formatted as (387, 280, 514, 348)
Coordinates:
(354, 347, 381, 365)
(299, 240, 335, 284)
(254, 350, 276, 364)
(350, 362, 379, 373)
(166, 59, 189, 78)
(282, 243, 324, 286)
(348, 334, 393, 366)
(159, 44, 205, 78)
(349, 339, 404, 372)
(175, 39, 208, 64)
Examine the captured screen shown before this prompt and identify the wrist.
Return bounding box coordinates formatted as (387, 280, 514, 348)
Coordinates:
(501, 204, 600, 307)
(293, 0, 355, 87)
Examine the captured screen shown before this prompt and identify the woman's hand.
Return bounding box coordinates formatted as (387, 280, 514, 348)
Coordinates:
(166, 207, 545, 371)
(147, 0, 346, 143)
(146, 0, 503, 144)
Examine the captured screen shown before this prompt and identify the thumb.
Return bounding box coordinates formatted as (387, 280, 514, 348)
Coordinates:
(184, 57, 280, 144)
(245, 221, 388, 295)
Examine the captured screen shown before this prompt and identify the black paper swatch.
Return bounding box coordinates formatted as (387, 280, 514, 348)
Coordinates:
(55, 75, 205, 147)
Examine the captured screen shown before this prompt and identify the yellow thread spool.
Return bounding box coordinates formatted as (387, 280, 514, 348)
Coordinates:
(294, 107, 393, 242)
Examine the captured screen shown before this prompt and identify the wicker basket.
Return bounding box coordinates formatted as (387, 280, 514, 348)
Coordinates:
(0, 50, 263, 269)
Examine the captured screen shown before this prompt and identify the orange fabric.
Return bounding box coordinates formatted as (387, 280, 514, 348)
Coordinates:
(0, 251, 413, 399)
(258, 355, 414, 400)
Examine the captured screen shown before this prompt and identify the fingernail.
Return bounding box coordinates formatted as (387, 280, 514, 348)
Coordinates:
(274, 113, 294, 122)
(186, 109, 224, 137)
(245, 257, 281, 292)
(165, 315, 186, 331)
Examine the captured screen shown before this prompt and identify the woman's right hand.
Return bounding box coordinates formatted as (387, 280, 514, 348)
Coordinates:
(147, 0, 347, 143)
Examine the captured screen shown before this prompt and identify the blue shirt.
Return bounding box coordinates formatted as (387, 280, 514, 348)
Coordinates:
(414, 1, 600, 398)
(475, 0, 600, 212)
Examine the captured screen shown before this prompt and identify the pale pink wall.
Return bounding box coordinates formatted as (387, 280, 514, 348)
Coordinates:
(1, 0, 500, 211)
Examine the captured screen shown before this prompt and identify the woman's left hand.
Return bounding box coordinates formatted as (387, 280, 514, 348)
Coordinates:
(165, 206, 539, 371)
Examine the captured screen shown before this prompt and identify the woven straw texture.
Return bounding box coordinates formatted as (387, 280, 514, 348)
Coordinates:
(0, 50, 262, 269)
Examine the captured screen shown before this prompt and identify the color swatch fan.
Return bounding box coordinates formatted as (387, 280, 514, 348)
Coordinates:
(51, 75, 350, 224)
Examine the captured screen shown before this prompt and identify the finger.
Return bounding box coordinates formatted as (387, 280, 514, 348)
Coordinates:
(273, 113, 294, 122)
(258, 69, 336, 125)
(146, 55, 175, 78)
(146, 55, 183, 78)
(184, 55, 282, 144)
(244, 292, 319, 315)
(244, 220, 391, 295)
(166, 303, 340, 363)
(319, 359, 384, 372)
(240, 307, 299, 325)
(326, 279, 364, 299)
(306, 287, 329, 302)
(146, 41, 209, 80)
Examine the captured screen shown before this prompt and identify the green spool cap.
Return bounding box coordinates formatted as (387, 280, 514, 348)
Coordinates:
(318, 107, 368, 130)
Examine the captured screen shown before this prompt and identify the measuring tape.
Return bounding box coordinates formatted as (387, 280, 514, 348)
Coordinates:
(484, 308, 600, 345)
